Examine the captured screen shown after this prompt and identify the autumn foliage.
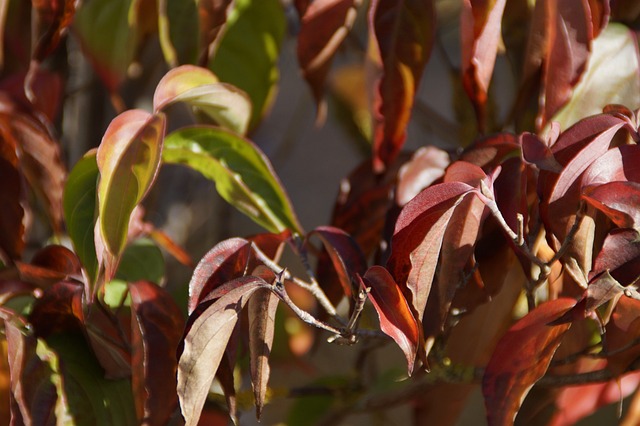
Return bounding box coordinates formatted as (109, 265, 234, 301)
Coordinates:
(2, 0, 640, 425)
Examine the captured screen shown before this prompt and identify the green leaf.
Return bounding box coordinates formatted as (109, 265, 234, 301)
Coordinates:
(208, 0, 285, 129)
(153, 65, 252, 135)
(550, 23, 640, 131)
(63, 152, 99, 284)
(46, 333, 138, 426)
(162, 126, 302, 234)
(115, 238, 165, 284)
(158, 0, 199, 66)
(97, 110, 166, 261)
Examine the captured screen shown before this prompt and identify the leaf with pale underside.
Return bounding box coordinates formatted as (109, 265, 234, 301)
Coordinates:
(362, 266, 419, 374)
(97, 110, 166, 261)
(163, 126, 302, 234)
(153, 65, 251, 135)
(583, 181, 640, 230)
(177, 276, 272, 426)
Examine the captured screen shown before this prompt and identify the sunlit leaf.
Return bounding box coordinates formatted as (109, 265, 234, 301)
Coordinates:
(177, 276, 271, 426)
(129, 280, 184, 426)
(592, 229, 640, 286)
(153, 65, 251, 134)
(396, 146, 449, 206)
(482, 298, 576, 426)
(362, 266, 420, 374)
(369, 0, 436, 171)
(582, 181, 640, 229)
(550, 23, 640, 131)
(163, 126, 302, 234)
(97, 110, 166, 262)
(64, 152, 99, 283)
(209, 0, 285, 129)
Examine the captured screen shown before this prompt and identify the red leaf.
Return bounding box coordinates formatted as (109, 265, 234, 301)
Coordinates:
(460, 0, 507, 129)
(605, 297, 640, 374)
(387, 181, 475, 320)
(592, 229, 640, 285)
(178, 276, 272, 426)
(369, 0, 436, 172)
(29, 281, 84, 337)
(187, 238, 252, 314)
(520, 132, 562, 173)
(129, 281, 185, 426)
(396, 146, 449, 205)
(30, 0, 77, 61)
(197, 0, 233, 65)
(583, 181, 640, 229)
(297, 0, 360, 116)
(362, 266, 419, 374)
(581, 144, 640, 188)
(482, 298, 576, 426)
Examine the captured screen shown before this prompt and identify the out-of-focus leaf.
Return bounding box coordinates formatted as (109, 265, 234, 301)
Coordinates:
(605, 297, 640, 374)
(297, 0, 361, 115)
(396, 146, 449, 206)
(286, 375, 350, 425)
(29, 281, 84, 337)
(551, 24, 640, 131)
(163, 126, 302, 234)
(363, 266, 420, 374)
(248, 286, 278, 420)
(129, 280, 184, 426)
(386, 181, 475, 321)
(46, 332, 138, 425)
(64, 152, 99, 283)
(158, 0, 198, 67)
(0, 141, 24, 261)
(30, 0, 77, 61)
(460, 0, 507, 129)
(115, 238, 165, 284)
(369, 0, 435, 172)
(197, 0, 233, 65)
(209, 0, 285, 129)
(14, 245, 82, 288)
(188, 238, 251, 314)
(97, 110, 166, 263)
(177, 276, 271, 426)
(482, 298, 576, 426)
(153, 65, 251, 134)
(73, 0, 139, 91)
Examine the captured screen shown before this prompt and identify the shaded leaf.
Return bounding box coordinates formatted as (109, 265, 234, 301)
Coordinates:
(84, 301, 132, 379)
(482, 298, 576, 426)
(297, 0, 361, 115)
(197, 0, 233, 65)
(605, 297, 640, 374)
(64, 152, 99, 283)
(362, 266, 419, 374)
(163, 126, 302, 234)
(369, 0, 436, 171)
(177, 276, 271, 426)
(460, 0, 507, 129)
(520, 132, 562, 173)
(209, 0, 285, 129)
(0, 119, 24, 262)
(29, 281, 84, 338)
(158, 0, 198, 67)
(248, 286, 279, 419)
(129, 280, 185, 426)
(30, 0, 77, 61)
(592, 229, 640, 286)
(153, 65, 251, 134)
(97, 110, 166, 261)
(115, 238, 165, 284)
(583, 181, 640, 229)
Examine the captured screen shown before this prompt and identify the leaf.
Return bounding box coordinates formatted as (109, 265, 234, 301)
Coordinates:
(153, 65, 252, 134)
(115, 238, 165, 284)
(396, 146, 449, 206)
(129, 280, 185, 426)
(369, 0, 436, 172)
(248, 287, 279, 419)
(297, 0, 361, 115)
(158, 0, 198, 67)
(581, 144, 640, 188)
(550, 23, 640, 131)
(162, 126, 302, 234)
(583, 270, 625, 313)
(197, 0, 233, 65)
(64, 152, 99, 283)
(362, 266, 419, 374)
(29, 281, 85, 338)
(583, 181, 640, 229)
(177, 276, 271, 426)
(482, 298, 576, 426)
(592, 229, 640, 286)
(97, 110, 166, 261)
(386, 181, 475, 321)
(0, 135, 24, 261)
(187, 237, 252, 314)
(520, 132, 562, 173)
(605, 297, 640, 374)
(460, 0, 507, 129)
(208, 0, 286, 129)
(30, 0, 77, 61)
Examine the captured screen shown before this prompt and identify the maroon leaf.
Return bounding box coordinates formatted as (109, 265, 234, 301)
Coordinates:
(297, 0, 360, 116)
(482, 298, 576, 426)
(84, 302, 132, 379)
(387, 181, 475, 321)
(362, 266, 419, 374)
(177, 276, 272, 426)
(520, 132, 562, 173)
(396, 146, 449, 206)
(29, 281, 84, 337)
(605, 297, 640, 374)
(581, 144, 640, 189)
(369, 0, 436, 172)
(187, 238, 252, 314)
(129, 280, 185, 426)
(592, 229, 640, 285)
(583, 181, 640, 229)
(30, 0, 77, 62)
(0, 121, 24, 262)
(197, 0, 233, 65)
(460, 0, 507, 129)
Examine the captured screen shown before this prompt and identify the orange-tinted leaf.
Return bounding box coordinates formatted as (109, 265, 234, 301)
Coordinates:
(297, 0, 361, 115)
(188, 238, 252, 314)
(460, 0, 507, 129)
(97, 110, 166, 262)
(605, 297, 640, 374)
(482, 298, 576, 426)
(369, 0, 435, 172)
(177, 276, 271, 426)
(197, 0, 233, 65)
(363, 266, 419, 374)
(129, 280, 185, 426)
(30, 0, 77, 61)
